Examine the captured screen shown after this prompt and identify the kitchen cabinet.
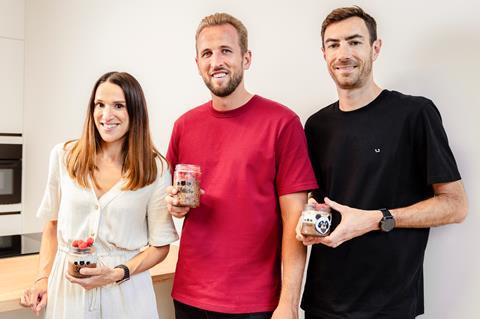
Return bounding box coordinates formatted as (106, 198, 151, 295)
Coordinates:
(0, 0, 24, 40)
(0, 38, 23, 134)
(0, 207, 21, 236)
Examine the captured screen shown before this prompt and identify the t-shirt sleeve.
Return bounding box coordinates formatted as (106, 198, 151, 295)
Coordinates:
(36, 144, 62, 220)
(415, 100, 461, 185)
(147, 161, 179, 246)
(275, 116, 318, 196)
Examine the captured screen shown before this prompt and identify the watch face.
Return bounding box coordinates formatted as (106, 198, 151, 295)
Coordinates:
(381, 218, 395, 232)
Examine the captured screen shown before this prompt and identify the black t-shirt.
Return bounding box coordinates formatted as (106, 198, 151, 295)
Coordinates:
(301, 90, 461, 319)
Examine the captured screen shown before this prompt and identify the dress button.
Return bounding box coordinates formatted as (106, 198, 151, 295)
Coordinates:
(95, 205, 99, 210)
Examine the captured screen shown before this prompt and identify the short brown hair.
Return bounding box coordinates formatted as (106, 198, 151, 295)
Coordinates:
(195, 12, 248, 54)
(65, 72, 165, 191)
(321, 6, 377, 47)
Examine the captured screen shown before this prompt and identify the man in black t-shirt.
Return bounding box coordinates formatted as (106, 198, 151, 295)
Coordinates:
(296, 6, 469, 319)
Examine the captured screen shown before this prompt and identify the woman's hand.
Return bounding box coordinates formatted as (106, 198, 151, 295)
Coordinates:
(20, 277, 48, 316)
(21, 220, 57, 315)
(65, 265, 123, 290)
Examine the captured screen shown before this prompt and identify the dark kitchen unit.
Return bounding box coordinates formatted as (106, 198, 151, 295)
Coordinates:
(0, 143, 22, 205)
(0, 232, 42, 258)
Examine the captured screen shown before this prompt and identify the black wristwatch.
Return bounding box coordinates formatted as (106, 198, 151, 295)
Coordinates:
(114, 264, 130, 284)
(379, 208, 395, 232)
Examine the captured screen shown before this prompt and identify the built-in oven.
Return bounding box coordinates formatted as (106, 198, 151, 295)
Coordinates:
(0, 143, 22, 204)
(0, 234, 21, 257)
(0, 233, 42, 258)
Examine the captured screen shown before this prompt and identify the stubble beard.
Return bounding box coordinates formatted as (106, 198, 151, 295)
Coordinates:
(331, 57, 373, 90)
(204, 70, 244, 98)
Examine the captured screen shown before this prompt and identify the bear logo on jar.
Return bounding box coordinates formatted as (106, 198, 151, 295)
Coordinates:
(301, 203, 332, 237)
(314, 213, 332, 236)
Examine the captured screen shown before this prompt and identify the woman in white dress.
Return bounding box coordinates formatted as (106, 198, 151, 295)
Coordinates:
(20, 71, 178, 318)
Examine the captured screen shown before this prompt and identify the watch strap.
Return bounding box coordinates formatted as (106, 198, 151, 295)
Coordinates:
(380, 208, 392, 218)
(379, 208, 395, 232)
(114, 264, 130, 284)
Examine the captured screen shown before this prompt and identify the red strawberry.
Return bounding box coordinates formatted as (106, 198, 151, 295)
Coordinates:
(72, 240, 79, 248)
(86, 237, 94, 246)
(78, 241, 89, 249)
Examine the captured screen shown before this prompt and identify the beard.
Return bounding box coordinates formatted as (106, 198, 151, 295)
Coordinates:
(203, 70, 244, 97)
(330, 57, 373, 90)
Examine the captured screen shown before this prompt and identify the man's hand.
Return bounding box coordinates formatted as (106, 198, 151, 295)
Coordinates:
(165, 185, 191, 218)
(272, 300, 298, 319)
(166, 186, 205, 218)
(65, 266, 122, 290)
(295, 196, 320, 242)
(297, 197, 381, 248)
(20, 277, 48, 316)
(272, 300, 297, 319)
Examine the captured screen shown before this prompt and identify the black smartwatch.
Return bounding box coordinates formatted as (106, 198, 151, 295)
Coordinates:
(379, 208, 395, 232)
(114, 264, 130, 284)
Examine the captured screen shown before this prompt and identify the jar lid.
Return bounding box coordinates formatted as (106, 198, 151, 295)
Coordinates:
(317, 203, 330, 212)
(175, 164, 201, 173)
(69, 246, 96, 254)
(304, 203, 317, 210)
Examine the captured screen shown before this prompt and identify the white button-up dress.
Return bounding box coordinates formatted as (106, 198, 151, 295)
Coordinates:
(37, 143, 179, 319)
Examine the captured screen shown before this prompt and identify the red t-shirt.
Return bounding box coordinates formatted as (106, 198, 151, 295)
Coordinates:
(167, 95, 317, 313)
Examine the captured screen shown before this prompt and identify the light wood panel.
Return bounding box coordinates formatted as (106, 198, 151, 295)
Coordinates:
(0, 245, 178, 312)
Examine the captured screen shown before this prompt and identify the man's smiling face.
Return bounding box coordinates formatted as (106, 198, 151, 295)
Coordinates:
(323, 17, 380, 90)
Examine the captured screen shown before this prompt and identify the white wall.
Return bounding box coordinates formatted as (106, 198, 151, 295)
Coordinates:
(22, 0, 479, 318)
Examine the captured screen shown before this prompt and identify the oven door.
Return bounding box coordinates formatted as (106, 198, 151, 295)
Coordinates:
(0, 234, 21, 258)
(0, 159, 21, 204)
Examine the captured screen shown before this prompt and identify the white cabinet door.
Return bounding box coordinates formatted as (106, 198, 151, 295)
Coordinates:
(0, 38, 23, 134)
(0, 212, 22, 236)
(0, 0, 24, 39)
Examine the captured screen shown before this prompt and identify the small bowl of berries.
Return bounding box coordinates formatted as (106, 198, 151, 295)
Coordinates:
(67, 237, 97, 278)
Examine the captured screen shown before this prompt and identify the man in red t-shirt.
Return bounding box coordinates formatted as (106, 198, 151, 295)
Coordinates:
(166, 12, 318, 319)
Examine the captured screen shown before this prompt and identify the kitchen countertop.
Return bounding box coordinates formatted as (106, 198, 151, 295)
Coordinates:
(0, 245, 178, 313)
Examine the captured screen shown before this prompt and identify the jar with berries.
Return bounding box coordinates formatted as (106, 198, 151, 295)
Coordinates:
(67, 237, 97, 278)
